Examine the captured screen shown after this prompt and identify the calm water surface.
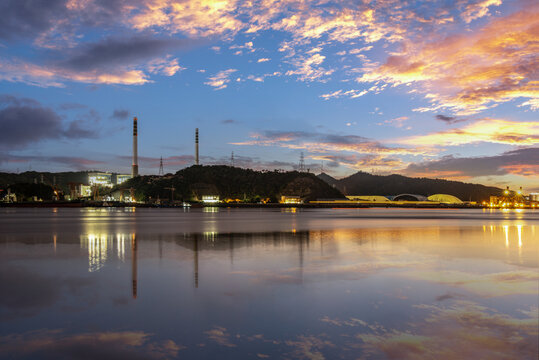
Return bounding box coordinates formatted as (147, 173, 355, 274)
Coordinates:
(1, 208, 538, 359)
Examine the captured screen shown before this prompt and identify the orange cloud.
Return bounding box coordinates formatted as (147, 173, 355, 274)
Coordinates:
(131, 0, 244, 37)
(0, 55, 185, 86)
(204, 69, 238, 89)
(359, 7, 539, 115)
(355, 301, 538, 360)
(399, 119, 539, 147)
(501, 164, 539, 177)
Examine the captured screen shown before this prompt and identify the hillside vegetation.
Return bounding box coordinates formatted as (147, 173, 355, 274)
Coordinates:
(123, 165, 345, 202)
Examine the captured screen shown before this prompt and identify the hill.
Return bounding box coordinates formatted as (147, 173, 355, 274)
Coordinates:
(123, 165, 345, 202)
(318, 171, 502, 202)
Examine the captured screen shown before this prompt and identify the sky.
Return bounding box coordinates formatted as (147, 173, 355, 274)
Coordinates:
(0, 0, 537, 191)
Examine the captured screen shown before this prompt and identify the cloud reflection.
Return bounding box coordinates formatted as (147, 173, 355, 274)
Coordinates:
(0, 329, 183, 360)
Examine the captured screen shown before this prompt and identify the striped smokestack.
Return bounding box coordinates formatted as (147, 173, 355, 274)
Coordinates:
(195, 128, 199, 165)
(132, 117, 139, 177)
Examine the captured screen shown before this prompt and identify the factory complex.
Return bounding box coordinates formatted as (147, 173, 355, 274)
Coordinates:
(1, 116, 537, 209)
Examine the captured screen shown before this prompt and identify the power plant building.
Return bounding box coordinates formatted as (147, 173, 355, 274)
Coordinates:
(88, 172, 113, 187)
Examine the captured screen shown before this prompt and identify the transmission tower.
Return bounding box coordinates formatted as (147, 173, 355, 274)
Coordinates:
(299, 152, 305, 172)
(231, 151, 235, 167)
(158, 156, 164, 176)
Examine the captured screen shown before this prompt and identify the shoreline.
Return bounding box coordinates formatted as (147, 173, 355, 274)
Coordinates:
(0, 201, 491, 209)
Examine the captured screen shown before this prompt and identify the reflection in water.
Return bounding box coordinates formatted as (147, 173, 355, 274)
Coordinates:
(193, 234, 199, 288)
(75, 225, 535, 296)
(26, 220, 533, 360)
(80, 233, 131, 272)
(80, 234, 109, 273)
(132, 234, 137, 299)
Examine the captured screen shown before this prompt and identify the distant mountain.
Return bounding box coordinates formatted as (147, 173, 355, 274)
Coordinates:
(124, 165, 346, 202)
(317, 171, 502, 202)
(317, 172, 339, 187)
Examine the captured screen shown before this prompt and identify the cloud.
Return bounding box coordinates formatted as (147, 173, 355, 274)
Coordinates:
(435, 114, 466, 124)
(0, 35, 188, 86)
(111, 109, 130, 121)
(232, 130, 428, 157)
(400, 119, 539, 147)
(0, 96, 97, 149)
(205, 69, 237, 90)
(319, 89, 368, 100)
(0, 0, 68, 41)
(359, 7, 539, 115)
(355, 301, 538, 360)
(221, 119, 239, 125)
(59, 36, 187, 72)
(311, 154, 404, 172)
(0, 153, 105, 169)
(0, 329, 183, 359)
(403, 148, 539, 179)
(383, 116, 409, 128)
(204, 326, 236, 347)
(460, 0, 502, 23)
(257, 58, 270, 63)
(285, 335, 334, 360)
(285, 53, 334, 82)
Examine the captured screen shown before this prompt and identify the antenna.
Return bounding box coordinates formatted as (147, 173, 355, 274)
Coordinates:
(159, 156, 164, 176)
(299, 152, 305, 172)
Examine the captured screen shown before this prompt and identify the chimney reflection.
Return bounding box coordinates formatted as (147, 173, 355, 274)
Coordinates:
(194, 234, 199, 288)
(132, 234, 138, 299)
(298, 233, 304, 283)
(503, 225, 509, 248)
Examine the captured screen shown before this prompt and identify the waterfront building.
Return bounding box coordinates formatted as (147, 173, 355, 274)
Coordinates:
(280, 195, 303, 204)
(202, 195, 219, 204)
(88, 172, 113, 187)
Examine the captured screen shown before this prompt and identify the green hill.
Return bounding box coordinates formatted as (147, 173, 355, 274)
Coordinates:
(123, 165, 345, 202)
(318, 171, 502, 202)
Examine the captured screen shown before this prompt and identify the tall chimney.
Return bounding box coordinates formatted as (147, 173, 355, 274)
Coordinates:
(195, 128, 199, 165)
(132, 117, 139, 177)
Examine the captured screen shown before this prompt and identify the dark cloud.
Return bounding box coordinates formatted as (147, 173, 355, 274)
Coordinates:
(0, 153, 105, 169)
(404, 147, 539, 178)
(0, 0, 68, 41)
(0, 105, 63, 148)
(111, 109, 130, 120)
(0, 0, 143, 43)
(59, 36, 192, 72)
(435, 114, 466, 124)
(0, 95, 98, 149)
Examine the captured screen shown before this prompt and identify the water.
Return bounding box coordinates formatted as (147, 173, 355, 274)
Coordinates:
(1, 208, 538, 359)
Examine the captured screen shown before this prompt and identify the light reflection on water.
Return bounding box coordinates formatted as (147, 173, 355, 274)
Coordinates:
(0, 208, 538, 359)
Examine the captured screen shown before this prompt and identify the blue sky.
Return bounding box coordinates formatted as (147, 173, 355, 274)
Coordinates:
(0, 0, 537, 191)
